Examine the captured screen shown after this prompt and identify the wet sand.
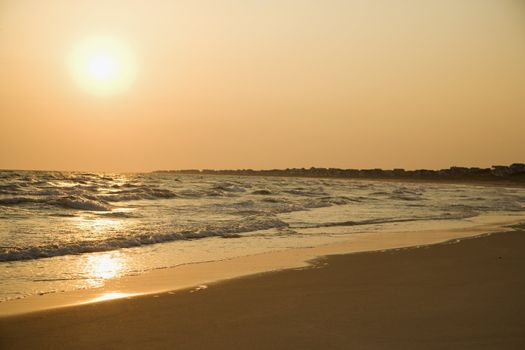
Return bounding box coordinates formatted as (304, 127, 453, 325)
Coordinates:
(1, 229, 524, 349)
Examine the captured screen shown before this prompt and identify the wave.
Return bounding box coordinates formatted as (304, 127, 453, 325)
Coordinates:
(1, 170, 524, 265)
(0, 216, 289, 262)
(95, 211, 139, 218)
(389, 195, 425, 201)
(294, 213, 475, 229)
(0, 195, 111, 211)
(99, 188, 177, 202)
(213, 182, 247, 193)
(284, 187, 328, 197)
(0, 185, 178, 211)
(252, 189, 272, 195)
(53, 197, 112, 211)
(0, 197, 41, 205)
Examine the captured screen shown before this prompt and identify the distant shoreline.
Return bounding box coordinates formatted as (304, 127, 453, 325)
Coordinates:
(154, 163, 525, 187)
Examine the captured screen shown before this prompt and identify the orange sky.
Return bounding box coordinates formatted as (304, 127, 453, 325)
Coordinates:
(1, 0, 524, 172)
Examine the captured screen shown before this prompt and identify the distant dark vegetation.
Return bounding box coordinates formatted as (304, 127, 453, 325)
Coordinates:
(156, 163, 525, 184)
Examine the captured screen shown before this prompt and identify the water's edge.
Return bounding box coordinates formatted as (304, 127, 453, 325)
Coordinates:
(1, 215, 523, 317)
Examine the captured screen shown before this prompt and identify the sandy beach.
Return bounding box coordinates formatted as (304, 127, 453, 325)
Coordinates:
(1, 227, 524, 349)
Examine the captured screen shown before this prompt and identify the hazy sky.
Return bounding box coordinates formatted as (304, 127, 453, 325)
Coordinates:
(1, 0, 524, 172)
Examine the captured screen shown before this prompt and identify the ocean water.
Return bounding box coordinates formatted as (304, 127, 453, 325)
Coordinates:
(0, 170, 524, 301)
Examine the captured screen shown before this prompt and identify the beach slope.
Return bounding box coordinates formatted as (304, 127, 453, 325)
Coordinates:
(1, 229, 524, 349)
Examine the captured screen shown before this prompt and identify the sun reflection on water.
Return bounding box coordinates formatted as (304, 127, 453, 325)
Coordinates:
(74, 217, 124, 234)
(72, 214, 132, 289)
(91, 292, 134, 302)
(85, 252, 125, 280)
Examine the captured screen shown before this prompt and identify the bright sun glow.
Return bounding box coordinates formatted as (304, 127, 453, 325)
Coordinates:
(68, 37, 137, 96)
(91, 292, 134, 303)
(86, 252, 124, 280)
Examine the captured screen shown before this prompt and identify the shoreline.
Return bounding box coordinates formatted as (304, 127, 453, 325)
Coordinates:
(4, 168, 523, 188)
(1, 214, 524, 317)
(1, 226, 524, 349)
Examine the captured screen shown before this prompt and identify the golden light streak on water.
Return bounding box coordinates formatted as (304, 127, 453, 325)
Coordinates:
(88, 292, 135, 303)
(85, 252, 125, 280)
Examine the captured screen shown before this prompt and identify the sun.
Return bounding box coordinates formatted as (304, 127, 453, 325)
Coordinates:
(68, 37, 137, 96)
(88, 53, 117, 81)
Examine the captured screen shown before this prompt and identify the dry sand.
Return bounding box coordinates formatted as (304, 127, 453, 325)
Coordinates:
(1, 228, 524, 349)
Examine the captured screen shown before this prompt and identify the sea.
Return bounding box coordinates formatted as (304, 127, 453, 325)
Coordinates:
(1, 170, 524, 302)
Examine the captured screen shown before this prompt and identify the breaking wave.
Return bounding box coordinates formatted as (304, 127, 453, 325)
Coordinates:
(1, 170, 524, 263)
(0, 215, 288, 261)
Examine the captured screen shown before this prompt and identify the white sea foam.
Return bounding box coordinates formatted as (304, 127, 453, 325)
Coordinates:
(0, 170, 524, 267)
(0, 215, 289, 261)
